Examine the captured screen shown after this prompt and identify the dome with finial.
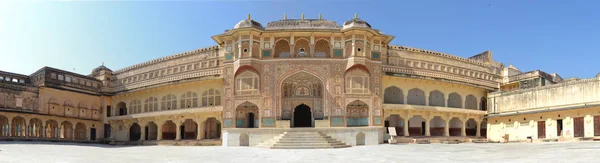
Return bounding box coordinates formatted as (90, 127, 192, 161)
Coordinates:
(91, 63, 112, 76)
(233, 14, 264, 30)
(342, 13, 372, 30)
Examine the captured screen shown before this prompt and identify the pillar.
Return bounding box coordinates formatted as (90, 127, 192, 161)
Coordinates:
(156, 122, 163, 141)
(461, 118, 467, 137)
(425, 116, 431, 136)
(140, 123, 146, 141)
(403, 117, 410, 136)
(7, 121, 11, 137)
(425, 95, 430, 106)
(196, 118, 206, 140)
(476, 120, 482, 137)
(351, 34, 356, 57)
(444, 119, 450, 136)
(42, 125, 46, 138)
(175, 122, 181, 140)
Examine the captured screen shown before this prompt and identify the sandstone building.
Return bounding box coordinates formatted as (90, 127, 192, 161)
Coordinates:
(1, 14, 596, 148)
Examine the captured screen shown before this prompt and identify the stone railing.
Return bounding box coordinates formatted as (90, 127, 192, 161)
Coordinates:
(490, 77, 600, 113)
(383, 66, 499, 89)
(387, 45, 489, 67)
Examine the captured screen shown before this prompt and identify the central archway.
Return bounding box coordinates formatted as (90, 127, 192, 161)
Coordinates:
(293, 104, 312, 127)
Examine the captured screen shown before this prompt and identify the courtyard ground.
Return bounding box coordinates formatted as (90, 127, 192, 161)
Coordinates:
(0, 141, 598, 163)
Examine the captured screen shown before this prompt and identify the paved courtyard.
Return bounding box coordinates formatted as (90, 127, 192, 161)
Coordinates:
(0, 141, 598, 163)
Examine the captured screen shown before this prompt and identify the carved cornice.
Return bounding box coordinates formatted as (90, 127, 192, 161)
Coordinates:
(113, 46, 220, 74)
(387, 45, 489, 67)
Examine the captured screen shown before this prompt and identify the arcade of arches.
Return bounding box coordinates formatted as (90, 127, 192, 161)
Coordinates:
(0, 112, 102, 141)
(384, 112, 486, 137)
(114, 115, 222, 142)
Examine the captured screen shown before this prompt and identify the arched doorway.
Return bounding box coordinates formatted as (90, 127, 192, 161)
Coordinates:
(240, 133, 249, 146)
(181, 119, 197, 140)
(430, 116, 446, 136)
(45, 120, 59, 139)
(408, 115, 426, 136)
(293, 104, 312, 127)
(75, 123, 86, 140)
(356, 132, 366, 146)
(466, 119, 477, 136)
(146, 122, 158, 140)
(29, 118, 43, 138)
(236, 102, 259, 128)
(280, 72, 324, 122)
(60, 121, 73, 140)
(204, 118, 221, 139)
(161, 121, 176, 140)
(449, 117, 463, 136)
(385, 114, 404, 136)
(129, 123, 141, 141)
(0, 116, 8, 137)
(11, 116, 26, 137)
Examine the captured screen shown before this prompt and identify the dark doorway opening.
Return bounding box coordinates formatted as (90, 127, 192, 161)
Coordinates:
(103, 124, 110, 139)
(129, 123, 141, 141)
(144, 126, 149, 140)
(557, 119, 563, 136)
(293, 104, 312, 127)
(90, 128, 96, 141)
(180, 125, 185, 139)
(574, 117, 584, 137)
(537, 121, 546, 139)
(248, 113, 255, 128)
(421, 121, 426, 136)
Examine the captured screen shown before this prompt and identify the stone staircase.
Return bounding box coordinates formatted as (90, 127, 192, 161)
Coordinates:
(257, 131, 351, 149)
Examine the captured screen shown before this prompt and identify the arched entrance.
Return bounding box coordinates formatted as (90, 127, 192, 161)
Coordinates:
(60, 121, 73, 140)
(181, 119, 197, 140)
(293, 104, 312, 127)
(236, 102, 259, 128)
(129, 123, 141, 141)
(161, 121, 176, 140)
(146, 122, 158, 140)
(11, 116, 26, 137)
(0, 116, 8, 137)
(75, 123, 87, 140)
(280, 71, 324, 122)
(204, 118, 221, 139)
(29, 118, 43, 138)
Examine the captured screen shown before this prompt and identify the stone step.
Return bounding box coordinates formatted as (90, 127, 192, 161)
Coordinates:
(257, 131, 350, 149)
(271, 145, 351, 149)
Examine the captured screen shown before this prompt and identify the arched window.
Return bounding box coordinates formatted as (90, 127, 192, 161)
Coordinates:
(407, 88, 425, 106)
(274, 39, 290, 58)
(465, 95, 477, 110)
(236, 71, 259, 96)
(429, 90, 445, 107)
(447, 93, 462, 108)
(345, 69, 369, 94)
(144, 97, 158, 112)
(314, 39, 330, 57)
(161, 94, 177, 110)
(180, 92, 198, 108)
(383, 86, 403, 104)
(129, 100, 141, 114)
(202, 89, 221, 107)
(480, 97, 488, 111)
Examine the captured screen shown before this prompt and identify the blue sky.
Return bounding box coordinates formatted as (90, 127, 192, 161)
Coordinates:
(1, 1, 598, 78)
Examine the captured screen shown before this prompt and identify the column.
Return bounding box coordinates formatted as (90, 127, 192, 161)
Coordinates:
(310, 34, 315, 57)
(403, 118, 410, 137)
(175, 122, 181, 140)
(140, 123, 146, 141)
(425, 117, 431, 136)
(7, 121, 11, 137)
(259, 37, 264, 58)
(290, 35, 295, 57)
(425, 95, 430, 106)
(156, 121, 163, 141)
(476, 120, 482, 137)
(351, 34, 356, 57)
(461, 118, 467, 137)
(330, 36, 334, 58)
(444, 119, 450, 136)
(42, 125, 46, 138)
(196, 118, 206, 140)
(249, 37, 253, 58)
(71, 126, 75, 140)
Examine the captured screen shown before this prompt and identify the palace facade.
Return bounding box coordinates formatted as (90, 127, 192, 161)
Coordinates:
(1, 14, 597, 148)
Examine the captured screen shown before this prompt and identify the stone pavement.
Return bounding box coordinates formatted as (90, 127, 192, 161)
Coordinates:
(1, 141, 598, 163)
